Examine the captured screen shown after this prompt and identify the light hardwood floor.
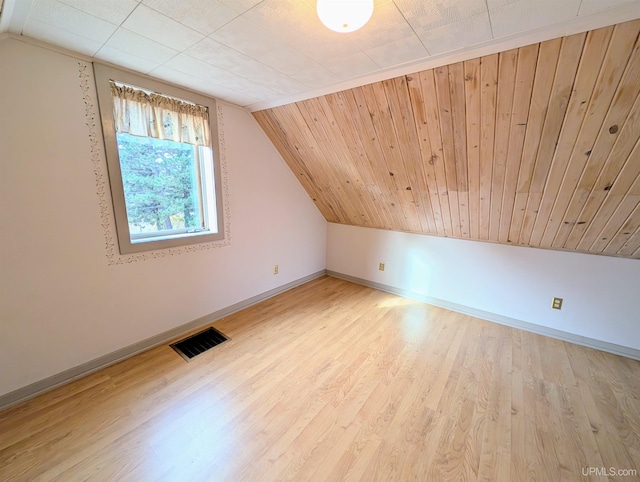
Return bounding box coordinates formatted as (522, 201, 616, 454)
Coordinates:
(1, 276, 639, 481)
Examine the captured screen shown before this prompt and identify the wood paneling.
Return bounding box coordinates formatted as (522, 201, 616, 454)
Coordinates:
(254, 20, 640, 259)
(1, 277, 639, 480)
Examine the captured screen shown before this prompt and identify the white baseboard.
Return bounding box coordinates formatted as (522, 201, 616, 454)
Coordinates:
(326, 270, 640, 361)
(0, 270, 326, 412)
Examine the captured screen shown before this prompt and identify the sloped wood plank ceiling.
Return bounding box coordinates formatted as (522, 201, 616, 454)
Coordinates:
(254, 20, 640, 259)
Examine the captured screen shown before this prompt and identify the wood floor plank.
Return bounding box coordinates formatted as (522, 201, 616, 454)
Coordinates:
(0, 276, 638, 481)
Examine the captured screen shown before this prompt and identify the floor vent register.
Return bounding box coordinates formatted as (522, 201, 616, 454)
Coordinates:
(170, 327, 229, 361)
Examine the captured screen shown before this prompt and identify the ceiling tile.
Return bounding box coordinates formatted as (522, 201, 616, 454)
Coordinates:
(211, 14, 291, 57)
(242, 0, 327, 44)
(394, 0, 489, 30)
(186, 37, 308, 94)
(210, 15, 323, 77)
(323, 51, 380, 79)
(164, 52, 234, 82)
(579, 0, 640, 16)
(490, 0, 582, 38)
(486, 0, 519, 8)
(348, 1, 424, 52)
(95, 45, 160, 74)
(286, 64, 342, 88)
(260, 53, 334, 83)
(121, 4, 204, 51)
(164, 53, 280, 99)
(58, 0, 138, 25)
(105, 28, 179, 64)
(142, 0, 239, 35)
(4, 0, 33, 34)
(28, 0, 117, 43)
(299, 0, 395, 9)
(299, 40, 364, 70)
(416, 11, 493, 54)
(151, 65, 263, 105)
(365, 35, 429, 68)
(291, 31, 365, 68)
(22, 17, 103, 55)
(186, 36, 271, 72)
(217, 0, 263, 14)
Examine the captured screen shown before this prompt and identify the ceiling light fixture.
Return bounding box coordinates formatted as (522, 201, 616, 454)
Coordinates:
(317, 0, 374, 33)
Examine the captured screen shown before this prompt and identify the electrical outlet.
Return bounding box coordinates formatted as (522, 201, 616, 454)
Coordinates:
(379, 262, 385, 271)
(273, 265, 278, 275)
(551, 297, 563, 310)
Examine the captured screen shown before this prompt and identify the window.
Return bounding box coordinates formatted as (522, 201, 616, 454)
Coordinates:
(93, 63, 224, 254)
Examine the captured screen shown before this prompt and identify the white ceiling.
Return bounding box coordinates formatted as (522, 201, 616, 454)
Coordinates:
(1, 0, 639, 110)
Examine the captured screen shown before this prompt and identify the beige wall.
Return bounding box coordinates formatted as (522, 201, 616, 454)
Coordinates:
(327, 223, 640, 352)
(0, 38, 327, 397)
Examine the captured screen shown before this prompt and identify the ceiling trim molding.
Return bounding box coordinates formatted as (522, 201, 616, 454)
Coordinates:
(3, 31, 95, 61)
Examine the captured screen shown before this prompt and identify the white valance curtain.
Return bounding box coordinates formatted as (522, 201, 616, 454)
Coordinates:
(110, 82, 210, 146)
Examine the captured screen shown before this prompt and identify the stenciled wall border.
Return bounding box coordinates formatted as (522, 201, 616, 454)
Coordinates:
(78, 61, 231, 265)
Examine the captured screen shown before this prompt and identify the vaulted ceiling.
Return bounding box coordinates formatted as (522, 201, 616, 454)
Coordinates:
(255, 20, 640, 259)
(2, 1, 639, 258)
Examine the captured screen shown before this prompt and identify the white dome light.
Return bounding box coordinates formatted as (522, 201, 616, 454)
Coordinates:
(317, 0, 374, 33)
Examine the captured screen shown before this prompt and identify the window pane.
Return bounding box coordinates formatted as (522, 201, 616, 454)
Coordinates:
(94, 63, 224, 254)
(116, 133, 205, 239)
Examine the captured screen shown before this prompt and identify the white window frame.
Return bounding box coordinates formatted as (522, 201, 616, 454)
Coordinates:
(93, 63, 225, 254)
